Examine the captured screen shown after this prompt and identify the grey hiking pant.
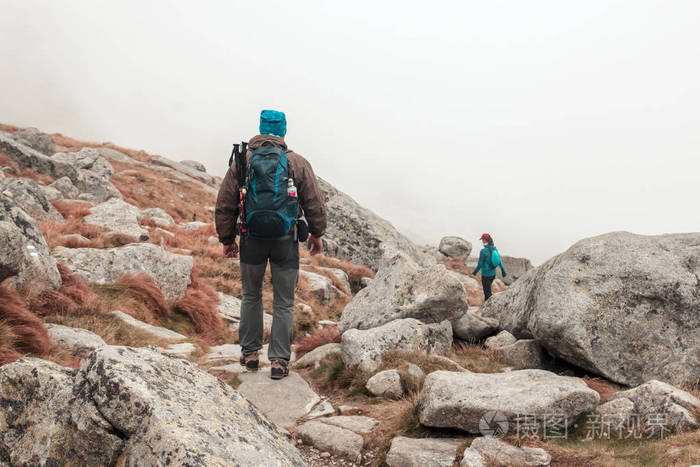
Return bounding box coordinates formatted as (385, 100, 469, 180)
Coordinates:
(239, 235, 299, 365)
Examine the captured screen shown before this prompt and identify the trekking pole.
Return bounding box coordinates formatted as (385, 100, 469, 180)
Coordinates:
(233, 142, 249, 235)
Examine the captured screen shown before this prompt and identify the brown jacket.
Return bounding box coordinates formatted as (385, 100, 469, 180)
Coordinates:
(215, 134, 327, 244)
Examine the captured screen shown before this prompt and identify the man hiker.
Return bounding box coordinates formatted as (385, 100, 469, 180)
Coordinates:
(472, 233, 507, 301)
(215, 110, 327, 379)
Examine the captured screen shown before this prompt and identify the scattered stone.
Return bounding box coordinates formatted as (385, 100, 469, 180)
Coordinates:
(479, 231, 700, 387)
(155, 227, 175, 238)
(94, 147, 134, 163)
(296, 420, 363, 462)
(308, 399, 335, 419)
(315, 266, 352, 292)
(111, 310, 187, 340)
(465, 436, 551, 466)
(83, 198, 149, 240)
(180, 160, 207, 172)
(151, 155, 216, 185)
(40, 184, 62, 200)
(451, 307, 499, 341)
(339, 253, 467, 332)
(1, 177, 63, 221)
(493, 340, 547, 369)
(0, 130, 78, 180)
(14, 127, 56, 155)
(52, 148, 122, 201)
(406, 363, 425, 382)
(53, 243, 193, 302)
(140, 207, 175, 227)
(341, 318, 453, 372)
(49, 176, 80, 199)
(299, 269, 347, 305)
(164, 343, 197, 358)
(45, 323, 106, 356)
(439, 236, 472, 259)
(460, 447, 487, 467)
(181, 220, 209, 231)
(418, 370, 599, 433)
(77, 192, 97, 202)
(386, 436, 463, 467)
(484, 330, 517, 350)
(338, 406, 360, 415)
(597, 380, 700, 433)
(320, 416, 378, 434)
(208, 235, 219, 246)
(237, 371, 321, 428)
(293, 343, 342, 369)
(0, 347, 306, 466)
(366, 370, 404, 399)
(0, 193, 61, 291)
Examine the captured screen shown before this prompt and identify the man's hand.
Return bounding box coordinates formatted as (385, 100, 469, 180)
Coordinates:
(223, 242, 239, 258)
(308, 235, 323, 256)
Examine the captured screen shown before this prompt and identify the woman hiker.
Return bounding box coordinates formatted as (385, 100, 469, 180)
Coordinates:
(472, 233, 507, 301)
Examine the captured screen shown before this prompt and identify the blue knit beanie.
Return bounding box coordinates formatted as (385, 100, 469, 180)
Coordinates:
(259, 110, 287, 137)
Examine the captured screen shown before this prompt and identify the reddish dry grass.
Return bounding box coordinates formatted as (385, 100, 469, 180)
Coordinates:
(40, 219, 102, 248)
(306, 253, 374, 291)
(117, 274, 170, 320)
(0, 153, 20, 174)
(50, 133, 153, 163)
(172, 270, 223, 344)
(51, 199, 92, 219)
(19, 168, 53, 185)
(29, 264, 105, 318)
(582, 376, 619, 404)
(0, 280, 51, 363)
(296, 325, 341, 356)
(0, 123, 19, 133)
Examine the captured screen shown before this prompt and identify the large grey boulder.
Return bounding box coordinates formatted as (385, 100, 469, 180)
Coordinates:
(463, 437, 551, 467)
(83, 198, 149, 240)
(296, 420, 363, 462)
(499, 255, 534, 285)
(341, 318, 453, 373)
(140, 207, 175, 227)
(14, 127, 56, 155)
(484, 330, 517, 350)
(418, 370, 599, 434)
(493, 340, 547, 369)
(151, 155, 216, 185)
(439, 236, 472, 259)
(0, 347, 306, 466)
(45, 323, 106, 356)
(597, 380, 700, 434)
(318, 177, 429, 270)
(451, 307, 499, 341)
(0, 130, 78, 179)
(339, 253, 467, 332)
(53, 243, 193, 302)
(0, 177, 63, 221)
(480, 232, 700, 387)
(386, 436, 464, 467)
(52, 148, 122, 201)
(0, 193, 61, 290)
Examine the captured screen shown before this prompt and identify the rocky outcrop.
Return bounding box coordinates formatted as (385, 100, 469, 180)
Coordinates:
(339, 253, 467, 332)
(386, 437, 464, 467)
(299, 269, 347, 305)
(52, 148, 122, 201)
(318, 177, 429, 270)
(341, 318, 452, 372)
(53, 243, 193, 302)
(0, 177, 63, 221)
(451, 307, 499, 341)
(462, 437, 551, 467)
(366, 369, 404, 398)
(0, 193, 61, 290)
(140, 207, 175, 227)
(499, 255, 534, 285)
(439, 236, 472, 259)
(151, 155, 216, 185)
(49, 176, 80, 199)
(83, 198, 149, 240)
(596, 380, 700, 434)
(14, 127, 56, 155)
(418, 370, 599, 433)
(181, 159, 207, 172)
(1, 347, 306, 466)
(480, 232, 700, 387)
(45, 323, 106, 356)
(0, 130, 77, 179)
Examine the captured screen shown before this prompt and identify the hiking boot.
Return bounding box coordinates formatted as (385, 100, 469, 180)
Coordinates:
(240, 351, 259, 372)
(270, 360, 289, 380)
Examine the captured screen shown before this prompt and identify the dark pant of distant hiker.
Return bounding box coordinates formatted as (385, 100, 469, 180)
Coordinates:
(239, 235, 299, 365)
(482, 274, 496, 301)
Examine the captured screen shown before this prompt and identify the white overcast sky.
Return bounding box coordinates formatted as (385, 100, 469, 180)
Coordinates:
(2, 1, 698, 264)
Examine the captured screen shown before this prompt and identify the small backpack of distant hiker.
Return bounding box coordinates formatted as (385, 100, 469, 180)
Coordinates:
(487, 246, 502, 269)
(243, 145, 299, 238)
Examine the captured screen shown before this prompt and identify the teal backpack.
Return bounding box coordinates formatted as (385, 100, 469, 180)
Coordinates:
(487, 246, 502, 269)
(243, 145, 298, 238)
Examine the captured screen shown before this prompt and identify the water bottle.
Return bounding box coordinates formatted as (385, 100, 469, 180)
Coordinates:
(287, 178, 297, 198)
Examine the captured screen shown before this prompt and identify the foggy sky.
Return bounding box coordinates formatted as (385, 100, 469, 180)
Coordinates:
(2, 1, 699, 265)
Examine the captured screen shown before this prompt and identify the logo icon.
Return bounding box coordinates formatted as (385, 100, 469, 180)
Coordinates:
(479, 411, 509, 436)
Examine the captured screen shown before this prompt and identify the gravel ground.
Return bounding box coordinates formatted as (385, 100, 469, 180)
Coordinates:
(296, 439, 379, 467)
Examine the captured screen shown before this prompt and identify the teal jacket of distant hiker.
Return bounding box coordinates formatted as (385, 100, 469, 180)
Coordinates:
(472, 246, 506, 278)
